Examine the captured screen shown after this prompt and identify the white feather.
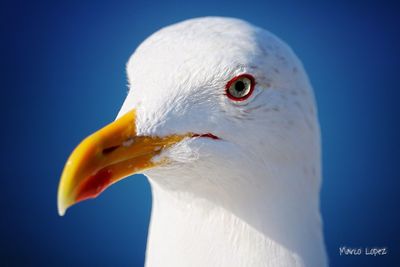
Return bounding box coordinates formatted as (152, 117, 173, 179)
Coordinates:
(118, 17, 327, 267)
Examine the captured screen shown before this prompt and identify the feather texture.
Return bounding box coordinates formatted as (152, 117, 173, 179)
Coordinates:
(117, 17, 327, 267)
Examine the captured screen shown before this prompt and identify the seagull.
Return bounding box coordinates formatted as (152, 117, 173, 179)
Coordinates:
(57, 17, 327, 267)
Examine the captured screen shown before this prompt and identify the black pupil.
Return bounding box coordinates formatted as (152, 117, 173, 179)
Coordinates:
(235, 81, 246, 92)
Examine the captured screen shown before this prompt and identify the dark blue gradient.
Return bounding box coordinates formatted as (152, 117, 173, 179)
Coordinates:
(1, 0, 399, 266)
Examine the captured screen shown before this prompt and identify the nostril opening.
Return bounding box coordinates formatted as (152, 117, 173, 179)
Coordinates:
(102, 145, 119, 155)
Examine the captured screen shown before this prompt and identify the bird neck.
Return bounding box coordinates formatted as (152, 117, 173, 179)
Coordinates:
(144, 166, 327, 267)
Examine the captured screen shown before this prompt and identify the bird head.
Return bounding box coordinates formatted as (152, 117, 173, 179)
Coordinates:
(58, 17, 319, 216)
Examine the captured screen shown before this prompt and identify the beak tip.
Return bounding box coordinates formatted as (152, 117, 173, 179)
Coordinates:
(57, 193, 70, 216)
(57, 201, 67, 216)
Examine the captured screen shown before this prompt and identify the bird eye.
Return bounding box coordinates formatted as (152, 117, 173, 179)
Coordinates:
(225, 74, 255, 101)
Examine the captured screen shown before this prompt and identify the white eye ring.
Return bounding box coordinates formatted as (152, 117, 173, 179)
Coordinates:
(225, 74, 255, 101)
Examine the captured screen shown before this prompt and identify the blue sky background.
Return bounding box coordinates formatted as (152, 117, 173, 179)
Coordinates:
(1, 0, 399, 266)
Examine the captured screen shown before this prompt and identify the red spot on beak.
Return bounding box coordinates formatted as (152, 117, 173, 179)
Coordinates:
(76, 169, 113, 203)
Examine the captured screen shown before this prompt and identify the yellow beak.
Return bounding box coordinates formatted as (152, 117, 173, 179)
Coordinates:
(57, 109, 189, 216)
